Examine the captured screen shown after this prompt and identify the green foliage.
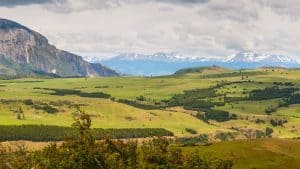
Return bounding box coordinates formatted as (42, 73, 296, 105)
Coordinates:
(270, 119, 288, 127)
(0, 125, 174, 141)
(215, 132, 236, 141)
(185, 128, 198, 134)
(249, 86, 297, 100)
(169, 88, 218, 107)
(117, 99, 163, 110)
(176, 134, 209, 146)
(255, 130, 266, 139)
(266, 127, 273, 137)
(43, 88, 111, 99)
(265, 106, 277, 115)
(204, 109, 231, 122)
(23, 99, 34, 105)
(195, 109, 232, 122)
(283, 93, 300, 105)
(136, 95, 146, 101)
(32, 103, 59, 114)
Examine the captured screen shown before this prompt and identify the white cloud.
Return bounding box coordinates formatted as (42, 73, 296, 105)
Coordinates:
(0, 0, 300, 60)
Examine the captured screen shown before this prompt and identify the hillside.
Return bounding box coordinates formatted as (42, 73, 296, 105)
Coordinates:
(1, 66, 300, 168)
(0, 18, 119, 77)
(0, 67, 299, 139)
(183, 138, 300, 169)
(174, 65, 231, 75)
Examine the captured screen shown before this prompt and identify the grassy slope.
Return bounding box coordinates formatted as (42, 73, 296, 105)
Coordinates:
(0, 67, 300, 137)
(182, 138, 300, 169)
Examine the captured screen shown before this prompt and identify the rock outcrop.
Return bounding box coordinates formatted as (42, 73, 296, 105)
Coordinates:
(0, 18, 119, 77)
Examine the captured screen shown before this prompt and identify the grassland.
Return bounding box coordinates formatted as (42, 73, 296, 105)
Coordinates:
(182, 138, 300, 169)
(0, 67, 300, 138)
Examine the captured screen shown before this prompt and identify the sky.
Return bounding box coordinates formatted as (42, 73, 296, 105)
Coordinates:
(1, 0, 300, 60)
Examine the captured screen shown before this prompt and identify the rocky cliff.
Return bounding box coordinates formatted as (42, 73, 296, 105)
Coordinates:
(0, 18, 119, 77)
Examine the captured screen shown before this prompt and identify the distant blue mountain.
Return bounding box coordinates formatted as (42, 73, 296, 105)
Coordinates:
(84, 52, 300, 76)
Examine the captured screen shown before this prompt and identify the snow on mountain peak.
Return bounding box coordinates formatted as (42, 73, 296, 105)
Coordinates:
(226, 52, 297, 63)
(107, 52, 208, 62)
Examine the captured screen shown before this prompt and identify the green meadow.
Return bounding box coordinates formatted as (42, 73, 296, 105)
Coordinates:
(0, 67, 300, 138)
(182, 138, 300, 169)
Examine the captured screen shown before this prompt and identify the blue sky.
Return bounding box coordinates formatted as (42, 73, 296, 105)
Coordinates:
(1, 0, 300, 60)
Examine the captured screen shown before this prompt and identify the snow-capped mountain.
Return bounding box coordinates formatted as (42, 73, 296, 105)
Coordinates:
(105, 52, 208, 62)
(226, 52, 297, 63)
(88, 52, 213, 76)
(85, 51, 300, 76)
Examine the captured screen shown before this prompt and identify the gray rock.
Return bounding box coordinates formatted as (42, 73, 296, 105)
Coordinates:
(0, 18, 119, 77)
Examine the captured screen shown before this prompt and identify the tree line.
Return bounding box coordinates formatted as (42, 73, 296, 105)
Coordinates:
(0, 125, 173, 141)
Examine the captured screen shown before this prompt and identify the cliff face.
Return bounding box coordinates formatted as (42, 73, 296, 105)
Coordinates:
(0, 18, 119, 77)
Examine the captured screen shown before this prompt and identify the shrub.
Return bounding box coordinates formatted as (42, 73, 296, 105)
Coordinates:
(265, 106, 277, 115)
(185, 128, 198, 134)
(176, 134, 209, 146)
(23, 99, 33, 105)
(266, 127, 273, 137)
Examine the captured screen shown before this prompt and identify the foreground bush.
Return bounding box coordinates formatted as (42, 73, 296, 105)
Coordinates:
(0, 112, 233, 169)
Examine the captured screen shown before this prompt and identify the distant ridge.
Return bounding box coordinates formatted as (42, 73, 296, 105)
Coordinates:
(0, 18, 119, 77)
(87, 52, 300, 76)
(174, 65, 230, 75)
(226, 52, 297, 63)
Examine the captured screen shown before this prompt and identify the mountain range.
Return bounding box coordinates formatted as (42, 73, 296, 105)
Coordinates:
(86, 52, 300, 76)
(0, 18, 119, 77)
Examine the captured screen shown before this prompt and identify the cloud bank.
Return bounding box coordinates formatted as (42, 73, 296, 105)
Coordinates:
(0, 0, 300, 60)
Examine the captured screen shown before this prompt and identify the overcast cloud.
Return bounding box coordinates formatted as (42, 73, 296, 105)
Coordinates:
(0, 0, 300, 60)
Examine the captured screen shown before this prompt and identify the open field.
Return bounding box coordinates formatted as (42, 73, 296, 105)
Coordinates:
(182, 138, 300, 169)
(0, 67, 300, 138)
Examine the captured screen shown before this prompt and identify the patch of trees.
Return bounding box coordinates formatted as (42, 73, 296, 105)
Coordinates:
(265, 127, 273, 137)
(42, 88, 111, 99)
(0, 113, 233, 169)
(255, 118, 265, 124)
(117, 99, 164, 110)
(270, 119, 288, 127)
(282, 93, 300, 105)
(0, 125, 173, 141)
(255, 130, 265, 139)
(166, 88, 235, 122)
(176, 134, 209, 146)
(238, 128, 272, 139)
(197, 110, 232, 122)
(168, 88, 218, 107)
(32, 103, 59, 114)
(265, 106, 277, 115)
(273, 81, 295, 86)
(94, 85, 109, 88)
(224, 97, 247, 103)
(185, 128, 198, 134)
(249, 86, 297, 100)
(214, 132, 236, 141)
(195, 110, 233, 122)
